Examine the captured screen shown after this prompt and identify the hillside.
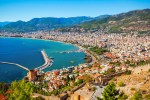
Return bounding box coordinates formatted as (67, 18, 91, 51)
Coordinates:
(0, 22, 11, 27)
(112, 64, 150, 99)
(0, 16, 108, 33)
(0, 16, 93, 32)
(77, 9, 150, 34)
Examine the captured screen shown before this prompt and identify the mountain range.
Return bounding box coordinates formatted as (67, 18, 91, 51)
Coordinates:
(0, 16, 109, 33)
(77, 9, 150, 34)
(0, 9, 149, 33)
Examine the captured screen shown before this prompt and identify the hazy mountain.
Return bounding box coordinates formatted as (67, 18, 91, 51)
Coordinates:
(0, 16, 109, 33)
(0, 17, 93, 32)
(0, 22, 11, 27)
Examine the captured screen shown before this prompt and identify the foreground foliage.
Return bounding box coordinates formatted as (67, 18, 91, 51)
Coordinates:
(7, 80, 37, 100)
(97, 82, 128, 100)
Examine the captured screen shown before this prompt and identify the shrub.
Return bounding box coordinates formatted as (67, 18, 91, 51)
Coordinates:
(144, 94, 150, 99)
(126, 70, 132, 75)
(118, 81, 125, 87)
(91, 87, 96, 91)
(130, 91, 143, 100)
(52, 90, 59, 96)
(130, 87, 136, 91)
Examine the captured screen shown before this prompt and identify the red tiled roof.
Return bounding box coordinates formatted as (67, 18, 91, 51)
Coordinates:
(104, 52, 116, 59)
(79, 70, 84, 73)
(53, 70, 60, 76)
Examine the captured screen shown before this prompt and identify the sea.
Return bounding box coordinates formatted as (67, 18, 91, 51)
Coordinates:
(0, 37, 85, 83)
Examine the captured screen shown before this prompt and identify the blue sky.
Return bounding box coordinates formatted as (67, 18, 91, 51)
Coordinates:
(0, 0, 150, 22)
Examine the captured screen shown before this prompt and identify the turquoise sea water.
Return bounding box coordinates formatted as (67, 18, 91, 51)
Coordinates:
(0, 37, 85, 83)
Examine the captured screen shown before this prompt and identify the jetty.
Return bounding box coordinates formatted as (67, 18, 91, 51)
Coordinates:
(35, 50, 53, 71)
(0, 61, 30, 71)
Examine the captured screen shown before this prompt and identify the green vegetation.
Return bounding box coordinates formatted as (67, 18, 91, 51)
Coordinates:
(125, 70, 132, 75)
(8, 80, 37, 100)
(130, 91, 143, 100)
(1, 17, 93, 32)
(101, 82, 119, 100)
(97, 82, 128, 100)
(103, 68, 116, 75)
(91, 87, 97, 91)
(83, 45, 90, 49)
(138, 31, 150, 34)
(90, 46, 109, 55)
(125, 59, 150, 67)
(110, 61, 122, 67)
(148, 69, 150, 72)
(82, 74, 93, 83)
(108, 26, 122, 33)
(0, 80, 52, 100)
(118, 81, 125, 87)
(78, 9, 150, 34)
(144, 94, 150, 100)
(73, 79, 83, 86)
(61, 85, 71, 92)
(51, 90, 59, 96)
(130, 87, 136, 91)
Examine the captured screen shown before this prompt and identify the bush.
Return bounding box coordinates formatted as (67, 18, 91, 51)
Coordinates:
(52, 90, 59, 96)
(73, 79, 83, 86)
(91, 87, 96, 91)
(118, 92, 128, 100)
(118, 81, 125, 87)
(144, 94, 150, 99)
(126, 70, 132, 75)
(130, 91, 143, 100)
(130, 87, 136, 91)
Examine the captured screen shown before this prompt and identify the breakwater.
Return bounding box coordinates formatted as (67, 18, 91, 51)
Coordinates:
(0, 61, 30, 71)
(35, 50, 53, 71)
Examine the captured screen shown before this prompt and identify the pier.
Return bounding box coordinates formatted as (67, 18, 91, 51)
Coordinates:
(0, 61, 30, 71)
(35, 50, 53, 71)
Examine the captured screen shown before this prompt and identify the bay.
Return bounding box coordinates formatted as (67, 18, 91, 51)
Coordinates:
(0, 37, 85, 83)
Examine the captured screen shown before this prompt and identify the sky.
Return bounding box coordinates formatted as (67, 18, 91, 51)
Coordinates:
(0, 0, 150, 22)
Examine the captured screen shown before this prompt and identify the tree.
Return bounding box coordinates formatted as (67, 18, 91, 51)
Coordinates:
(8, 80, 37, 100)
(98, 82, 120, 100)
